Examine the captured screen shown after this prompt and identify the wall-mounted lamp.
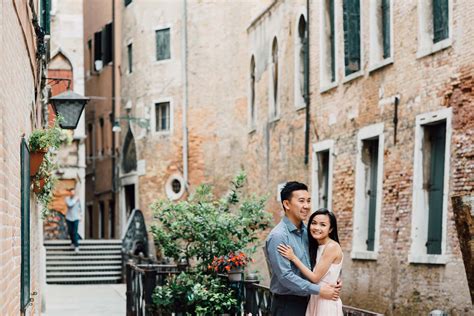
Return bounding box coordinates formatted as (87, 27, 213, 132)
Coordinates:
(49, 90, 90, 129)
(112, 113, 150, 133)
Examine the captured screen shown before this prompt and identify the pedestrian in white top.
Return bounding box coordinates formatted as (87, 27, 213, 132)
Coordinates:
(65, 188, 82, 253)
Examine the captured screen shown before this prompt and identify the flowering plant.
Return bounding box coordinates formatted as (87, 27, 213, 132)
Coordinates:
(209, 251, 252, 273)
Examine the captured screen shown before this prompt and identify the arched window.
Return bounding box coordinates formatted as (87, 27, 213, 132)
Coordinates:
(271, 37, 279, 118)
(296, 15, 307, 108)
(250, 56, 256, 127)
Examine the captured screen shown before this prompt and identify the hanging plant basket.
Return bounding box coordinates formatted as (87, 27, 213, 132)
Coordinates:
(32, 178, 46, 193)
(30, 148, 48, 176)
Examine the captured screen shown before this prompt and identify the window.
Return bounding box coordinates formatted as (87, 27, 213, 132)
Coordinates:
(102, 22, 113, 65)
(124, 0, 132, 6)
(99, 118, 105, 155)
(311, 140, 334, 211)
(295, 15, 308, 109)
(87, 123, 93, 158)
(20, 139, 31, 311)
(343, 0, 361, 76)
(155, 102, 170, 132)
(417, 0, 451, 58)
(98, 201, 105, 239)
(166, 174, 185, 200)
(127, 43, 133, 73)
(369, 0, 392, 70)
(156, 28, 171, 61)
(249, 56, 256, 129)
(40, 0, 51, 35)
(94, 30, 102, 71)
(352, 123, 384, 260)
(87, 39, 93, 75)
(320, 0, 336, 90)
(270, 37, 279, 119)
(410, 108, 452, 264)
(109, 200, 115, 239)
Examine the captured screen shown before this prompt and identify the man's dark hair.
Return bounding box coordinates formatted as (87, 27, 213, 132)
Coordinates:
(280, 181, 308, 209)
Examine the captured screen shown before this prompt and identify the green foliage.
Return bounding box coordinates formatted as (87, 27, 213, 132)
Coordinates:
(28, 117, 69, 152)
(150, 171, 271, 269)
(153, 272, 237, 315)
(33, 151, 59, 218)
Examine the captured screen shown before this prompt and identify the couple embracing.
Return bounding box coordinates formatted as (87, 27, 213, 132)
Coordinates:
(265, 181, 343, 315)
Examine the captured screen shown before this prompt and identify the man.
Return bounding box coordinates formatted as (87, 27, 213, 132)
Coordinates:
(65, 188, 82, 253)
(265, 181, 341, 315)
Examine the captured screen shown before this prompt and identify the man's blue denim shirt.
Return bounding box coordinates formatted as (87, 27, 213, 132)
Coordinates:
(265, 216, 320, 296)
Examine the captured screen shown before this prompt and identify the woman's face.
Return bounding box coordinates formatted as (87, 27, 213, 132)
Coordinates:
(309, 214, 332, 241)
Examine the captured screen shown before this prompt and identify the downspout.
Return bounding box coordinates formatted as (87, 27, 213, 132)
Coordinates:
(182, 0, 189, 188)
(304, 0, 311, 165)
(112, 0, 116, 193)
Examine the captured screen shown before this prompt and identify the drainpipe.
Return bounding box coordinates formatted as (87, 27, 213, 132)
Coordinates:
(182, 0, 189, 188)
(112, 0, 116, 194)
(304, 0, 311, 165)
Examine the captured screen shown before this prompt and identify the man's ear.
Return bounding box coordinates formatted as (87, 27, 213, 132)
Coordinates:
(282, 199, 290, 212)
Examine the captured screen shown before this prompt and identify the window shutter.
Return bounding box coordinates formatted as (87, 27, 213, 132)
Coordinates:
(102, 23, 113, 65)
(124, 0, 132, 6)
(94, 31, 102, 71)
(156, 28, 171, 61)
(426, 123, 446, 255)
(343, 0, 361, 76)
(20, 139, 31, 311)
(433, 0, 449, 43)
(382, 0, 391, 59)
(40, 0, 51, 35)
(329, 0, 335, 81)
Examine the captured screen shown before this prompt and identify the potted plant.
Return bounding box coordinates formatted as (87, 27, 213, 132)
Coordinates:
(209, 251, 251, 282)
(28, 117, 66, 176)
(32, 151, 58, 218)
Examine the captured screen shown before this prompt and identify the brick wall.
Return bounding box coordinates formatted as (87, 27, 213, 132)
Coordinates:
(0, 1, 44, 314)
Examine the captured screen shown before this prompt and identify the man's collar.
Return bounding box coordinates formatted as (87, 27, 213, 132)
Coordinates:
(283, 216, 306, 233)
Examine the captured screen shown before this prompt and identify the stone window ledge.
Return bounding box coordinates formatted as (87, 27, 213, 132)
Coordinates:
(369, 57, 394, 73)
(408, 254, 448, 265)
(416, 38, 452, 59)
(351, 250, 378, 261)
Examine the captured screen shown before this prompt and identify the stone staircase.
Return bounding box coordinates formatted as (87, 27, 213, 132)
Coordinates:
(45, 239, 123, 284)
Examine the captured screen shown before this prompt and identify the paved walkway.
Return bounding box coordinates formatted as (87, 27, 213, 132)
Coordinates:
(42, 284, 126, 316)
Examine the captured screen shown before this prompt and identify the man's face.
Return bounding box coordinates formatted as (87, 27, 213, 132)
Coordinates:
(70, 189, 75, 196)
(283, 190, 311, 223)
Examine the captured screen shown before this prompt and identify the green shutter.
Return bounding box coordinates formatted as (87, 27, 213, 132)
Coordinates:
(20, 139, 31, 310)
(433, 0, 449, 43)
(382, 0, 391, 59)
(94, 31, 102, 71)
(343, 0, 361, 76)
(124, 0, 132, 7)
(128, 43, 133, 73)
(366, 140, 379, 251)
(156, 28, 171, 61)
(303, 35, 309, 103)
(330, 0, 335, 81)
(40, 0, 51, 35)
(426, 123, 446, 255)
(102, 23, 113, 65)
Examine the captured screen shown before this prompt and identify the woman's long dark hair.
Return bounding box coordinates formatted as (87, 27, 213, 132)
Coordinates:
(308, 208, 340, 269)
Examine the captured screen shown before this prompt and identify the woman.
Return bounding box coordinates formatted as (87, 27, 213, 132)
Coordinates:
(278, 208, 343, 316)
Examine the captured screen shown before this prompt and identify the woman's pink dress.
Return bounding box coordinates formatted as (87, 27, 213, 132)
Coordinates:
(305, 244, 343, 316)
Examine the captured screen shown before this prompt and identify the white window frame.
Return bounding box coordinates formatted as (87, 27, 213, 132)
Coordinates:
(368, 0, 394, 72)
(416, 0, 453, 59)
(342, 0, 364, 84)
(319, 0, 339, 93)
(311, 140, 335, 211)
(152, 98, 173, 136)
(268, 36, 280, 121)
(351, 123, 384, 260)
(165, 173, 186, 201)
(154, 24, 172, 64)
(409, 108, 452, 265)
(294, 11, 307, 110)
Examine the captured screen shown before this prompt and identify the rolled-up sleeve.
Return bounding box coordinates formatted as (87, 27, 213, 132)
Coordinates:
(266, 232, 320, 296)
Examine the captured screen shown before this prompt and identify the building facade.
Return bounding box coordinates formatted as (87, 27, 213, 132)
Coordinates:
(83, 0, 121, 239)
(0, 0, 50, 314)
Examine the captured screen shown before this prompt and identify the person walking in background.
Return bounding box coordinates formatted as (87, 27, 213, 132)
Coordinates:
(65, 188, 82, 253)
(265, 181, 341, 316)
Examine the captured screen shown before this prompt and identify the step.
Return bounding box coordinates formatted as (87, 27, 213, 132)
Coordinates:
(46, 276, 122, 283)
(46, 260, 122, 266)
(47, 250, 121, 256)
(46, 255, 121, 260)
(45, 245, 122, 251)
(47, 271, 122, 277)
(47, 265, 121, 271)
(44, 239, 122, 245)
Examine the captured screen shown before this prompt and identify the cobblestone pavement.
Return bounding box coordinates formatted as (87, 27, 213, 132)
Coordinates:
(42, 284, 126, 316)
